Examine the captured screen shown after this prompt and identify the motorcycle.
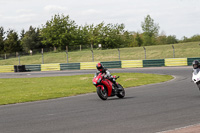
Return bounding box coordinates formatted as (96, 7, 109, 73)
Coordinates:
(92, 73, 125, 100)
(192, 68, 200, 90)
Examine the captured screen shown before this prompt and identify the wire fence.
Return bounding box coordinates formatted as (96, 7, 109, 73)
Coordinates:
(0, 44, 98, 60)
(0, 42, 200, 65)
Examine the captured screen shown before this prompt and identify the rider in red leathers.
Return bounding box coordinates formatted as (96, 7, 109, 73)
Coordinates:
(95, 63, 121, 90)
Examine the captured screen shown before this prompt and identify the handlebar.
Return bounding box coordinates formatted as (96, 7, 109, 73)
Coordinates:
(113, 76, 119, 79)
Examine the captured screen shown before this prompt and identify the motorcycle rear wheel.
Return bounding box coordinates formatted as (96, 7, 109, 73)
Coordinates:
(116, 84, 125, 98)
(97, 86, 108, 100)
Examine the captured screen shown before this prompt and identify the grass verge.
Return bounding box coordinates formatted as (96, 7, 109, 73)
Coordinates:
(0, 73, 173, 105)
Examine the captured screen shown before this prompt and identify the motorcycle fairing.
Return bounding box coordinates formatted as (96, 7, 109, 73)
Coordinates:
(192, 69, 200, 83)
(97, 85, 104, 91)
(101, 79, 113, 96)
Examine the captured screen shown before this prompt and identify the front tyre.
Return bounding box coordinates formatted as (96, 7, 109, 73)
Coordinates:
(97, 86, 108, 100)
(116, 84, 125, 98)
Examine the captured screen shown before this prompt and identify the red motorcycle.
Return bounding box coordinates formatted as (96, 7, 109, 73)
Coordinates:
(92, 73, 125, 100)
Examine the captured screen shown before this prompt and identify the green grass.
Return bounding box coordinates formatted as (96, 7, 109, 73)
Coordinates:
(1, 41, 200, 65)
(0, 73, 173, 105)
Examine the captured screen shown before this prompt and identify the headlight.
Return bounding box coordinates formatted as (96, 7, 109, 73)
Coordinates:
(97, 77, 102, 83)
(93, 82, 96, 85)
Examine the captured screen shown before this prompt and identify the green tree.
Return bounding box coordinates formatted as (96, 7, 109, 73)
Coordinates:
(190, 34, 200, 42)
(74, 26, 88, 45)
(135, 32, 143, 47)
(0, 27, 5, 54)
(40, 14, 77, 50)
(20, 29, 25, 41)
(166, 35, 178, 44)
(141, 15, 160, 46)
(4, 29, 22, 53)
(86, 22, 131, 49)
(180, 34, 200, 43)
(87, 23, 103, 49)
(99, 23, 127, 49)
(156, 35, 167, 45)
(122, 31, 134, 47)
(21, 26, 42, 52)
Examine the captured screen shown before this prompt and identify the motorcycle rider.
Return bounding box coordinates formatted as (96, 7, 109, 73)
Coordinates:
(192, 60, 200, 69)
(95, 63, 121, 90)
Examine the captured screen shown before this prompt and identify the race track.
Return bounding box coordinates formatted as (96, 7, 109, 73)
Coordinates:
(1, 67, 200, 133)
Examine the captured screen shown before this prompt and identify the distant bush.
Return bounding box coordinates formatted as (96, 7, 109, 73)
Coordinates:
(180, 34, 200, 43)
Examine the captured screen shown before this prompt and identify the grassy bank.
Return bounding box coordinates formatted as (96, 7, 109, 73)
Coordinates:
(0, 42, 200, 65)
(0, 73, 173, 105)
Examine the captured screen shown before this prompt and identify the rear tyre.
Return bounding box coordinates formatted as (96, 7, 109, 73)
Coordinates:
(116, 84, 125, 98)
(97, 86, 108, 100)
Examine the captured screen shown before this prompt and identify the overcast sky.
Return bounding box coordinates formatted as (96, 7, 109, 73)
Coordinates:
(0, 0, 199, 39)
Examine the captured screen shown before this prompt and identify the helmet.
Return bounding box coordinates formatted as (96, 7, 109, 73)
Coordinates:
(192, 60, 199, 69)
(96, 63, 104, 72)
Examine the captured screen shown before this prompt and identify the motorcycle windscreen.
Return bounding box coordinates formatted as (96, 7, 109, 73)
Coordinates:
(193, 69, 200, 75)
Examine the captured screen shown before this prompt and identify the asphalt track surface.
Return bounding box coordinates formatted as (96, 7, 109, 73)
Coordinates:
(1, 66, 200, 133)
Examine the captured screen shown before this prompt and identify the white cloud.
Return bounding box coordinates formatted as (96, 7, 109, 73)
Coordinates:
(16, 9, 33, 14)
(81, 9, 102, 16)
(44, 5, 67, 13)
(3, 13, 37, 24)
(0, 0, 200, 39)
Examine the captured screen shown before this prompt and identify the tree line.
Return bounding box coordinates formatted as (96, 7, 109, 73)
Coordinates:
(0, 14, 200, 54)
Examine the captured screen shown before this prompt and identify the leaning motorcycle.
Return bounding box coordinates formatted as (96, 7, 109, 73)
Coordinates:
(192, 68, 200, 90)
(92, 73, 125, 100)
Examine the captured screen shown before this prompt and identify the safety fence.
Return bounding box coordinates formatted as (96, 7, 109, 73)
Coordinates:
(0, 57, 200, 73)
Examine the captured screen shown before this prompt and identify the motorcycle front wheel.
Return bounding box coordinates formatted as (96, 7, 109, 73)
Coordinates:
(97, 86, 108, 100)
(116, 84, 125, 98)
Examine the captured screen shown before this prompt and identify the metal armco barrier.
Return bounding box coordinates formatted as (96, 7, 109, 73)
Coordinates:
(25, 64, 41, 72)
(101, 61, 121, 68)
(0, 57, 199, 73)
(60, 63, 80, 70)
(165, 58, 187, 66)
(143, 59, 165, 67)
(80, 62, 98, 70)
(121, 60, 143, 68)
(0, 65, 14, 73)
(41, 64, 60, 71)
(187, 58, 200, 66)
